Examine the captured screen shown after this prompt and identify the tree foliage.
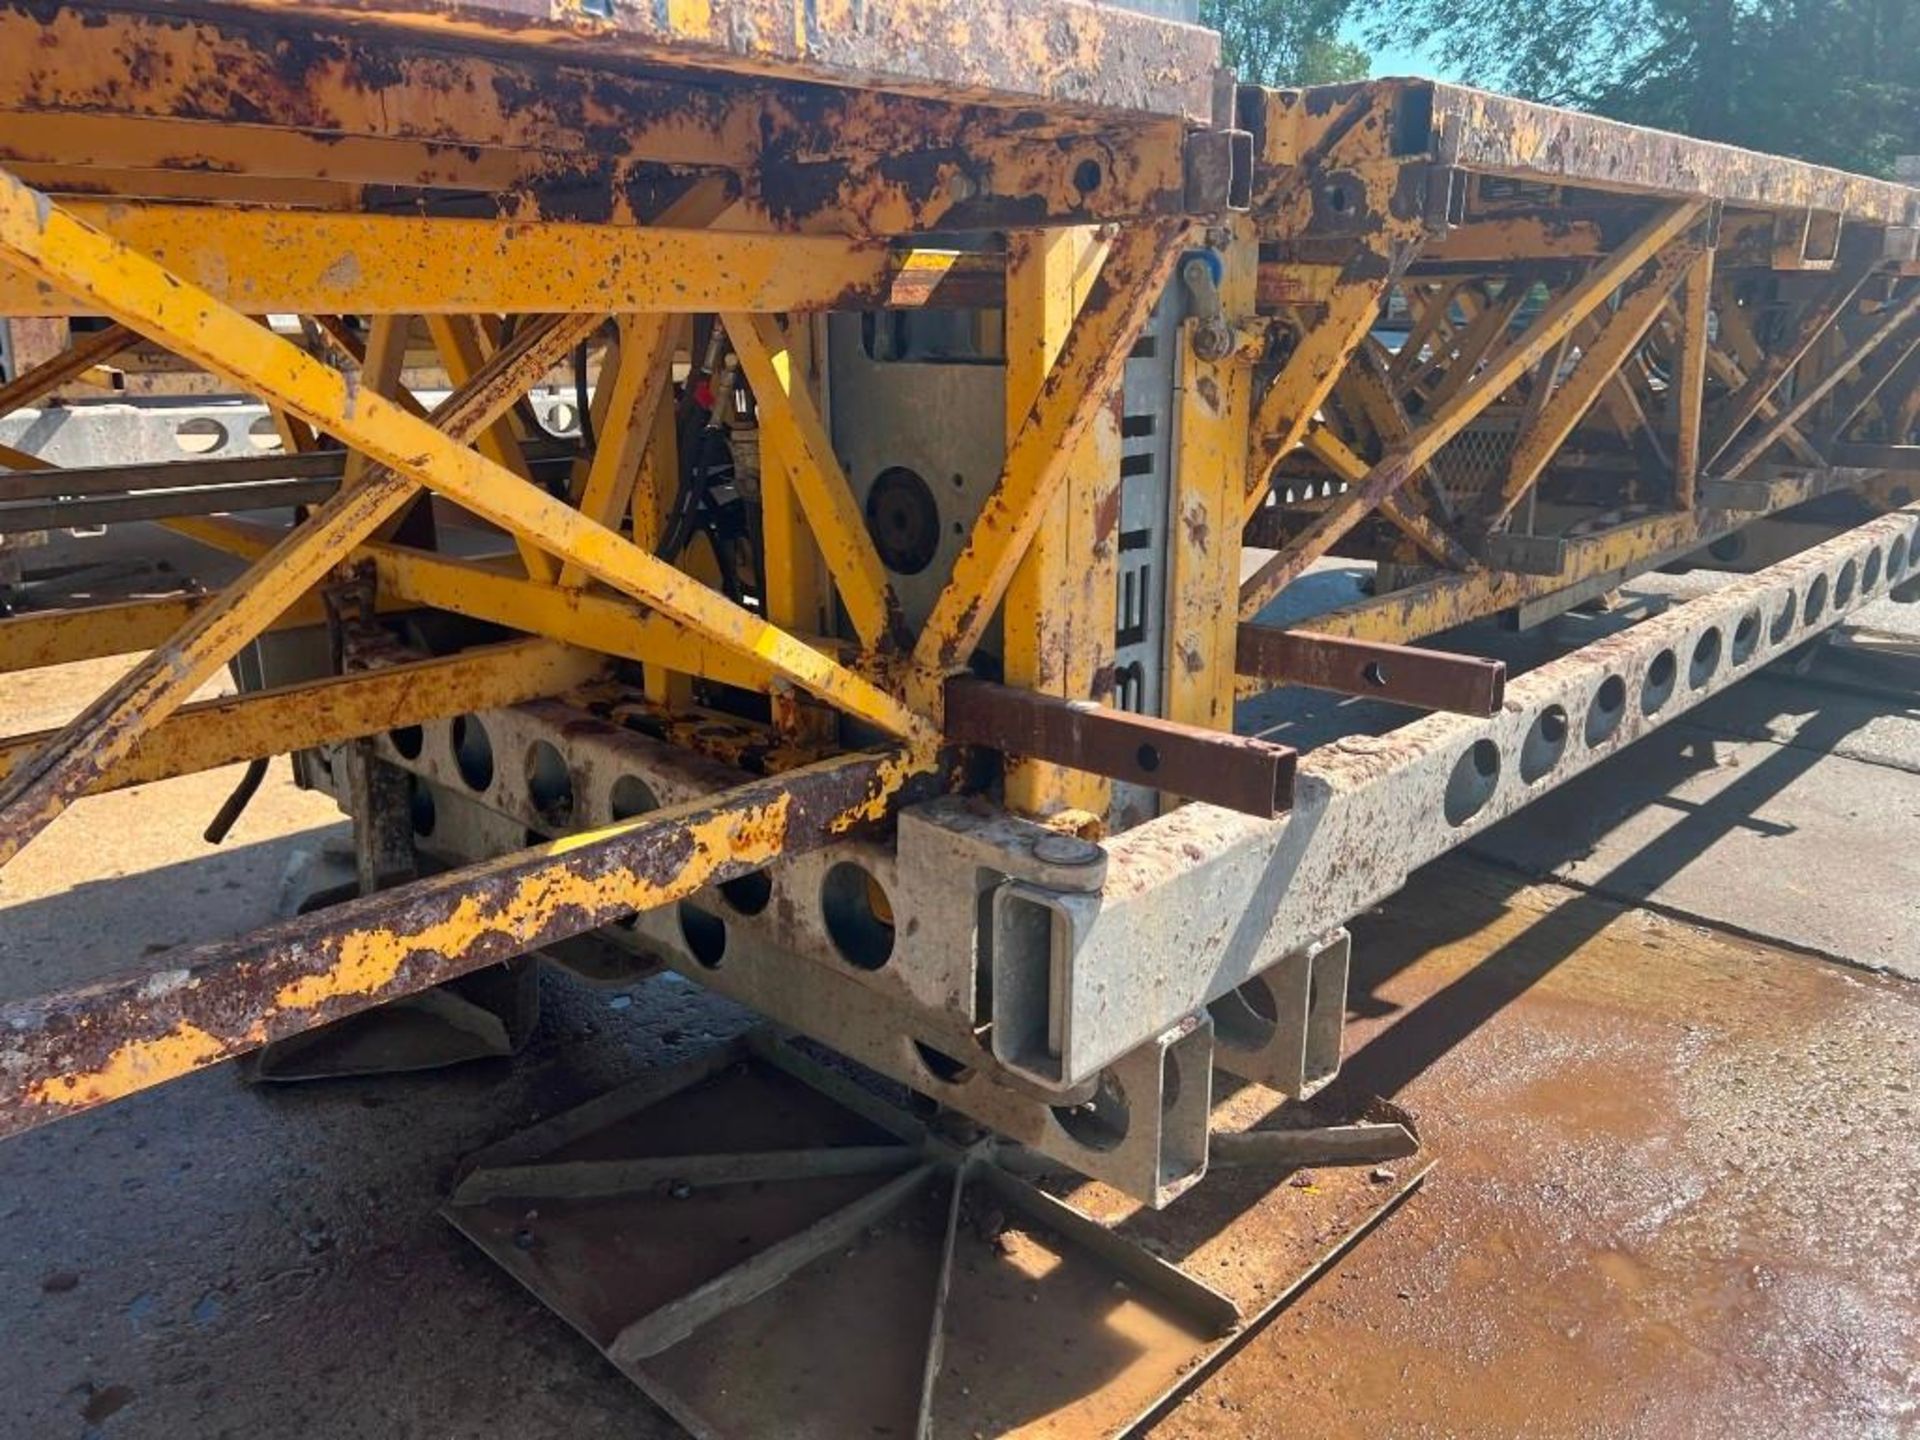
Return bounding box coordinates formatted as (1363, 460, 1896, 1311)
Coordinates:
(1357, 0, 1919, 176)
(1201, 0, 1370, 87)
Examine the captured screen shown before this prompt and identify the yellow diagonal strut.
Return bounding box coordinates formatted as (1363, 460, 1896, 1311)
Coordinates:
(0, 168, 933, 868)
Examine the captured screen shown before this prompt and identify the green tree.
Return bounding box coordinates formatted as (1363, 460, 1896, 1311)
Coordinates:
(1201, 0, 1370, 86)
(1356, 0, 1918, 176)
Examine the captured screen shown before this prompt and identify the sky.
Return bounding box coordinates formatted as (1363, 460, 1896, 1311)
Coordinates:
(1340, 16, 1463, 82)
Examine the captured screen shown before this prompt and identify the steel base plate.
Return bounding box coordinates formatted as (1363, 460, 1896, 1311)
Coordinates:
(445, 1032, 1427, 1438)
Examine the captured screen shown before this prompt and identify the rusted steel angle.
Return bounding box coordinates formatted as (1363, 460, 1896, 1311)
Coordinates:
(0, 748, 913, 1141)
(1235, 626, 1507, 715)
(944, 677, 1296, 818)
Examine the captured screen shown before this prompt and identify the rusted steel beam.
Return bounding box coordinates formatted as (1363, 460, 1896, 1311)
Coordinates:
(206, 0, 1219, 121)
(0, 640, 607, 794)
(943, 677, 1296, 818)
(1234, 627, 1507, 716)
(1418, 82, 1920, 225)
(0, 747, 914, 1141)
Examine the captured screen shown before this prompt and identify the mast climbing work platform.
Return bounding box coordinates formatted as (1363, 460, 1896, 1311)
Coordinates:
(0, 1, 1916, 1431)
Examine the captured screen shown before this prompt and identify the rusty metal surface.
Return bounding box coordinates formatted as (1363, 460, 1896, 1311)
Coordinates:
(1422, 81, 1920, 226)
(0, 748, 911, 1140)
(446, 1031, 1426, 1439)
(945, 675, 1298, 818)
(1235, 624, 1508, 715)
(187, 0, 1222, 122)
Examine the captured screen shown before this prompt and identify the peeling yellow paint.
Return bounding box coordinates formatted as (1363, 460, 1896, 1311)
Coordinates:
(30, 1021, 229, 1108)
(273, 793, 796, 1012)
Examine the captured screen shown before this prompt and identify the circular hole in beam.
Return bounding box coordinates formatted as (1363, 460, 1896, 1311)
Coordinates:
(1688, 628, 1722, 690)
(526, 740, 574, 827)
(677, 902, 726, 968)
(450, 715, 495, 792)
(821, 861, 896, 971)
(912, 1040, 975, 1086)
(718, 869, 773, 917)
(1835, 559, 1858, 610)
(409, 781, 436, 838)
(1805, 573, 1829, 625)
(388, 724, 424, 760)
(1641, 649, 1677, 715)
(1443, 739, 1501, 827)
(1770, 588, 1799, 645)
(1208, 974, 1281, 1053)
(1732, 610, 1761, 666)
(1585, 675, 1628, 746)
(1519, 705, 1569, 784)
(611, 774, 660, 820)
(1049, 1072, 1130, 1153)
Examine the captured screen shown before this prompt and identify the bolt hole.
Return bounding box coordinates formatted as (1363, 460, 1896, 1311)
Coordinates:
(1443, 739, 1501, 826)
(677, 902, 726, 968)
(1585, 675, 1627, 746)
(1362, 661, 1389, 688)
(1049, 1072, 1130, 1152)
(1519, 705, 1569, 784)
(1642, 649, 1677, 714)
(1135, 743, 1161, 773)
(1326, 183, 1351, 214)
(1688, 628, 1722, 690)
(450, 715, 495, 792)
(1072, 159, 1103, 194)
(821, 861, 895, 971)
(526, 740, 574, 827)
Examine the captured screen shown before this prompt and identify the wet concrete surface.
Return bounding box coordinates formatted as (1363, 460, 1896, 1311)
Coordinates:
(3, 538, 1918, 1437)
(1156, 859, 1920, 1440)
